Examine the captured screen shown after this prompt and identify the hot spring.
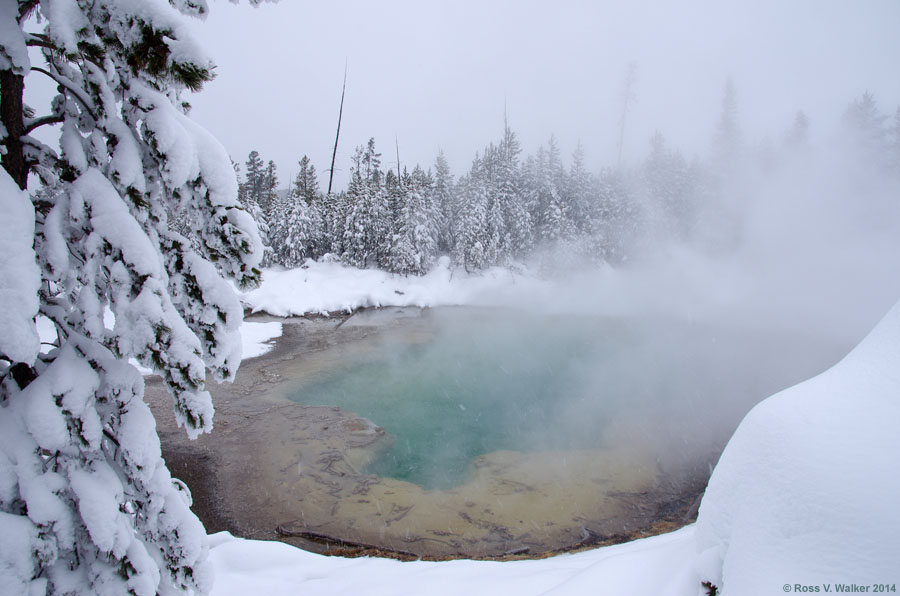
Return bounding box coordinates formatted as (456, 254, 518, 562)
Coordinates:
(150, 306, 845, 558)
(291, 309, 792, 488)
(264, 306, 843, 556)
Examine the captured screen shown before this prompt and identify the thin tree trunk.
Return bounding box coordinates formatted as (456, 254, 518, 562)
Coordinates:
(327, 62, 348, 195)
(616, 61, 638, 169)
(395, 136, 401, 183)
(1, 70, 28, 190)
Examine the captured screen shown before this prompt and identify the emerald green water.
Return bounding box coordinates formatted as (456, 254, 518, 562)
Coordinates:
(289, 309, 833, 489)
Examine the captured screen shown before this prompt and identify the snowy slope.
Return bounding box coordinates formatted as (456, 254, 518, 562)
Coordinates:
(694, 300, 900, 594)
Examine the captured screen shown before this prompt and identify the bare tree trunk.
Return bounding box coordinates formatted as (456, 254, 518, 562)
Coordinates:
(395, 136, 401, 183)
(616, 61, 638, 169)
(1, 70, 28, 190)
(327, 62, 348, 195)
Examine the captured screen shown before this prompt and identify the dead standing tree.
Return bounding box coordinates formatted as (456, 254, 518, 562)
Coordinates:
(616, 61, 638, 168)
(327, 61, 348, 195)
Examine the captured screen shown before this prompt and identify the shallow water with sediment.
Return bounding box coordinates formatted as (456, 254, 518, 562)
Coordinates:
(147, 307, 843, 558)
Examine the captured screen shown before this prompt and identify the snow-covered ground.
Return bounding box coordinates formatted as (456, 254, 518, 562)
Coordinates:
(207, 526, 697, 596)
(692, 298, 900, 595)
(237, 321, 283, 359)
(221, 261, 900, 596)
(241, 256, 551, 316)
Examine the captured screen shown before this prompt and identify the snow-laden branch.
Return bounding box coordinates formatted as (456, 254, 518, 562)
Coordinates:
(29, 66, 97, 121)
(24, 113, 63, 135)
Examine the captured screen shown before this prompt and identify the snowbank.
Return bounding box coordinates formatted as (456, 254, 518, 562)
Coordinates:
(241, 256, 553, 316)
(693, 300, 900, 594)
(207, 526, 698, 596)
(237, 321, 282, 359)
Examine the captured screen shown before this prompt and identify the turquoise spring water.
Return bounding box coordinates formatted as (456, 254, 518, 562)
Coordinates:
(288, 309, 832, 490)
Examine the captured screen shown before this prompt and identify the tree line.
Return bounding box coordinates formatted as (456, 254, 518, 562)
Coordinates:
(236, 87, 900, 277)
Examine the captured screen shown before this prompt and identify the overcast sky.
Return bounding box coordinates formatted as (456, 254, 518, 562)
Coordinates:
(184, 0, 900, 189)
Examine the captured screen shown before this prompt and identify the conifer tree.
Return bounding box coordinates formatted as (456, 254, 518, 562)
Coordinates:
(262, 159, 279, 213)
(784, 111, 810, 149)
(592, 168, 637, 264)
(566, 142, 593, 236)
(842, 92, 890, 167)
(269, 193, 322, 267)
(643, 131, 694, 240)
(240, 150, 271, 262)
(342, 167, 370, 267)
(293, 155, 320, 205)
(711, 77, 742, 172)
(0, 2, 263, 594)
(495, 124, 532, 259)
(243, 150, 266, 205)
(388, 166, 438, 274)
(453, 156, 490, 271)
(433, 151, 456, 253)
(323, 190, 348, 257)
(341, 141, 388, 269)
(265, 155, 323, 265)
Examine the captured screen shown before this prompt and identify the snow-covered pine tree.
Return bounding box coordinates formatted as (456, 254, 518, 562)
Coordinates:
(257, 160, 280, 266)
(476, 142, 506, 265)
(269, 159, 323, 267)
(240, 149, 271, 264)
(0, 2, 263, 594)
(432, 150, 456, 254)
(388, 166, 438, 275)
(240, 149, 266, 206)
(341, 150, 370, 267)
(590, 167, 637, 264)
(494, 124, 532, 261)
(262, 159, 279, 213)
(384, 169, 417, 275)
(538, 135, 573, 246)
(566, 142, 593, 237)
(565, 142, 600, 263)
(453, 156, 490, 271)
(322, 190, 348, 258)
(382, 168, 405, 269)
(242, 150, 266, 205)
(273, 195, 322, 267)
(293, 155, 320, 206)
(341, 139, 389, 268)
(642, 131, 694, 241)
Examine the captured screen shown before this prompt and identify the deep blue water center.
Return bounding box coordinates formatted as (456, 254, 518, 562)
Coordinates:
(288, 308, 829, 489)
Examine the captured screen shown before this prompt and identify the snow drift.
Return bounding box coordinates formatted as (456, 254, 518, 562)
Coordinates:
(693, 300, 900, 594)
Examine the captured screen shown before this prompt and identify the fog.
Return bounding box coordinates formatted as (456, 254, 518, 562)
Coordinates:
(186, 0, 900, 189)
(518, 147, 900, 347)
